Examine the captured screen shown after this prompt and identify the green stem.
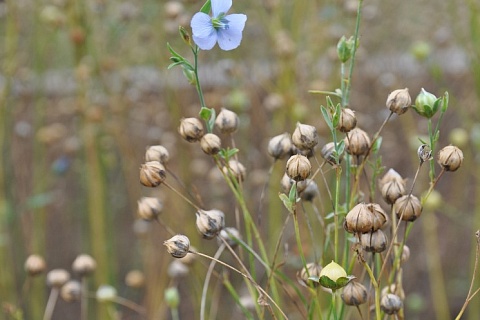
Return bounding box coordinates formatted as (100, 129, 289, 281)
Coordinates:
(334, 168, 341, 262)
(192, 46, 207, 110)
(362, 260, 381, 320)
(331, 291, 338, 320)
(344, 0, 363, 104)
(427, 119, 436, 182)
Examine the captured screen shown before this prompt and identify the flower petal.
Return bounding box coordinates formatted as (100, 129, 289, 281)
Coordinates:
(217, 14, 247, 51)
(211, 0, 232, 17)
(191, 12, 213, 37)
(193, 32, 218, 50)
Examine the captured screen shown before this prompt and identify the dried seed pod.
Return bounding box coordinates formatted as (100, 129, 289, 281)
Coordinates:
(200, 133, 222, 155)
(286, 154, 311, 181)
(386, 88, 411, 115)
(167, 260, 189, 278)
(223, 160, 246, 182)
(61, 280, 81, 303)
(196, 209, 225, 240)
(280, 173, 307, 194)
(178, 246, 196, 265)
(218, 227, 241, 248)
(417, 144, 433, 163)
(25, 254, 46, 276)
(394, 195, 422, 221)
(337, 108, 357, 132)
(178, 117, 204, 142)
(301, 179, 319, 202)
(381, 293, 403, 315)
(72, 254, 97, 276)
(344, 203, 387, 234)
(145, 145, 170, 164)
(215, 108, 239, 134)
(344, 128, 371, 156)
(47, 269, 71, 288)
(292, 122, 318, 150)
(341, 281, 368, 306)
(437, 145, 464, 172)
(125, 270, 145, 288)
(268, 132, 292, 159)
(381, 283, 405, 301)
(321, 142, 342, 165)
(379, 169, 406, 205)
(164, 234, 190, 258)
(140, 161, 166, 187)
(401, 245, 410, 263)
(137, 197, 163, 221)
(296, 262, 322, 287)
(361, 229, 388, 253)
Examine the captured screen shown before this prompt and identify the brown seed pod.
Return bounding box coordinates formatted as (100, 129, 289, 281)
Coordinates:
(344, 203, 387, 234)
(386, 88, 411, 115)
(394, 195, 422, 222)
(178, 117, 204, 142)
(321, 142, 342, 165)
(72, 254, 97, 276)
(437, 145, 464, 172)
(137, 197, 163, 221)
(341, 281, 368, 306)
(360, 229, 388, 253)
(61, 280, 82, 303)
(381, 293, 403, 315)
(25, 254, 47, 276)
(337, 108, 357, 133)
(145, 145, 170, 164)
(286, 154, 311, 181)
(164, 235, 190, 258)
(292, 122, 318, 150)
(200, 133, 222, 155)
(267, 132, 292, 160)
(296, 262, 322, 287)
(215, 108, 239, 134)
(218, 227, 241, 248)
(140, 161, 166, 187)
(47, 269, 71, 288)
(223, 160, 246, 182)
(344, 128, 371, 156)
(196, 209, 225, 240)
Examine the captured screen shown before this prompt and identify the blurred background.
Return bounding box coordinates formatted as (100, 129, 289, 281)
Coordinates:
(1, 0, 479, 319)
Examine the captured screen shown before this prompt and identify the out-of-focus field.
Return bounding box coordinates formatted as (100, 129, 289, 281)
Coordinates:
(1, 0, 480, 319)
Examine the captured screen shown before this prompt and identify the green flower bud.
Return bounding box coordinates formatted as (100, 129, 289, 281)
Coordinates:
(317, 261, 353, 291)
(413, 88, 440, 118)
(337, 36, 355, 63)
(165, 287, 180, 309)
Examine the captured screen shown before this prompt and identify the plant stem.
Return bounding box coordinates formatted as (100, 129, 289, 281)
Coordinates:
(344, 0, 364, 104)
(43, 288, 59, 320)
(201, 245, 225, 320)
(192, 46, 207, 110)
(361, 260, 381, 320)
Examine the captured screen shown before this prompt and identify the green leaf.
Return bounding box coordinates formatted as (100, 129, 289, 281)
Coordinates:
(288, 183, 297, 203)
(325, 211, 335, 219)
(372, 136, 382, 154)
(167, 43, 182, 59)
(279, 193, 294, 214)
(441, 91, 449, 112)
(418, 137, 427, 144)
(332, 103, 341, 128)
(319, 275, 337, 289)
(433, 130, 440, 143)
(199, 107, 212, 122)
(200, 0, 211, 14)
(321, 106, 333, 131)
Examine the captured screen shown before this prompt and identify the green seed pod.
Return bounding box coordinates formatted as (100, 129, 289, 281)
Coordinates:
(413, 88, 439, 118)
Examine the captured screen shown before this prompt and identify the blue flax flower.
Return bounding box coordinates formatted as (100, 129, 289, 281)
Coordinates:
(191, 0, 247, 51)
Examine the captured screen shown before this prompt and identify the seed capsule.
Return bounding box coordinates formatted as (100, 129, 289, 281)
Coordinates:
(321, 142, 342, 165)
(61, 280, 82, 302)
(215, 108, 239, 134)
(320, 260, 347, 282)
(386, 88, 411, 115)
(72, 254, 97, 276)
(125, 270, 145, 288)
(140, 161, 166, 187)
(268, 132, 292, 160)
(337, 108, 357, 133)
(417, 144, 433, 163)
(344, 128, 370, 156)
(344, 203, 388, 234)
(218, 227, 241, 248)
(381, 293, 403, 315)
(394, 195, 422, 221)
(382, 283, 405, 301)
(137, 197, 163, 221)
(164, 234, 190, 258)
(292, 122, 318, 150)
(297, 262, 322, 287)
(437, 145, 463, 172)
(301, 179, 319, 202)
(379, 169, 406, 205)
(196, 209, 225, 240)
(341, 281, 368, 306)
(47, 269, 71, 288)
(361, 229, 388, 253)
(178, 117, 204, 142)
(280, 173, 307, 194)
(25, 254, 47, 276)
(145, 145, 170, 164)
(223, 160, 246, 182)
(200, 133, 222, 155)
(96, 285, 117, 302)
(286, 154, 311, 181)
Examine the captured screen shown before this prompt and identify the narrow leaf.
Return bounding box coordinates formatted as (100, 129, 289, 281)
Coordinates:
(321, 106, 333, 131)
(200, 0, 211, 14)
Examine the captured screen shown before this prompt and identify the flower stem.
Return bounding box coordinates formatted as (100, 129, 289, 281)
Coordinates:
(43, 288, 59, 320)
(192, 46, 207, 110)
(344, 0, 364, 104)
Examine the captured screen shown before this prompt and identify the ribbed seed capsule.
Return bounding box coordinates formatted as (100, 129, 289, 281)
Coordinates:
(382, 283, 405, 301)
(72, 254, 97, 276)
(140, 161, 166, 187)
(145, 145, 170, 164)
(178, 117, 204, 142)
(361, 229, 388, 253)
(47, 269, 71, 288)
(381, 293, 403, 315)
(379, 169, 406, 205)
(218, 227, 241, 248)
(137, 197, 163, 221)
(196, 209, 225, 240)
(344, 203, 388, 234)
(61, 280, 81, 302)
(164, 235, 190, 258)
(215, 108, 239, 134)
(223, 160, 246, 182)
(292, 122, 318, 150)
(25, 254, 47, 276)
(286, 154, 311, 181)
(200, 133, 222, 155)
(437, 145, 464, 172)
(321, 142, 342, 165)
(301, 179, 319, 202)
(296, 262, 322, 287)
(341, 281, 368, 306)
(280, 173, 307, 194)
(344, 128, 371, 156)
(268, 132, 292, 159)
(337, 108, 357, 133)
(394, 195, 422, 221)
(417, 144, 433, 163)
(386, 88, 411, 115)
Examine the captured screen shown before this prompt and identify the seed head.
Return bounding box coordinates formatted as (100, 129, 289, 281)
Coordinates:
(301, 180, 319, 202)
(218, 227, 241, 248)
(437, 145, 464, 172)
(140, 161, 166, 187)
(337, 108, 357, 133)
(382, 283, 405, 301)
(292, 122, 318, 150)
(320, 260, 347, 282)
(386, 88, 411, 115)
(61, 280, 82, 303)
(25, 254, 46, 276)
(215, 108, 239, 134)
(360, 229, 388, 253)
(47, 269, 71, 288)
(394, 195, 422, 221)
(286, 154, 311, 181)
(137, 197, 163, 221)
(196, 209, 225, 240)
(223, 160, 246, 182)
(381, 293, 403, 315)
(344, 203, 388, 234)
(72, 254, 97, 276)
(125, 270, 145, 288)
(296, 262, 322, 287)
(379, 169, 406, 205)
(200, 133, 222, 155)
(280, 173, 307, 194)
(344, 128, 371, 156)
(145, 145, 170, 164)
(267, 132, 292, 160)
(414, 88, 438, 118)
(341, 281, 368, 306)
(164, 234, 190, 258)
(417, 144, 433, 163)
(178, 117, 204, 142)
(321, 142, 342, 165)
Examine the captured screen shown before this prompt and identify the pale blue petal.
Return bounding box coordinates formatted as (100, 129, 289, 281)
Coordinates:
(211, 0, 232, 17)
(217, 14, 247, 50)
(193, 31, 218, 50)
(191, 12, 214, 37)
